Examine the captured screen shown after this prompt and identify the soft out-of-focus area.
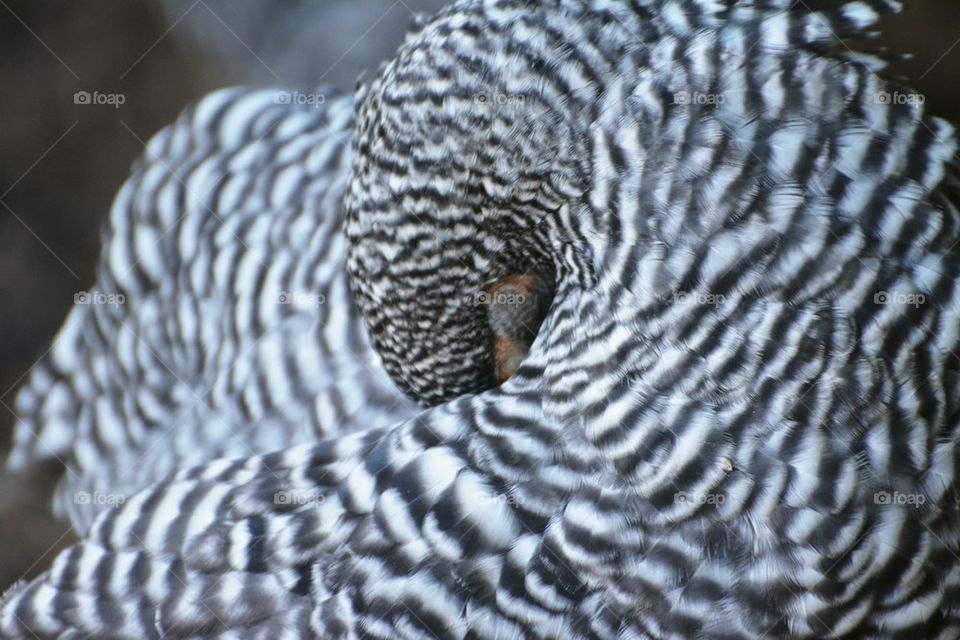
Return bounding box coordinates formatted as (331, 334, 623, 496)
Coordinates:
(0, 0, 957, 592)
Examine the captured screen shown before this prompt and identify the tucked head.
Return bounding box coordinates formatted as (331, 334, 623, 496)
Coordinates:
(343, 4, 590, 404)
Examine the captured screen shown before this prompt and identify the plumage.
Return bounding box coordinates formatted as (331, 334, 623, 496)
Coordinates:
(5, 87, 415, 531)
(5, 0, 960, 638)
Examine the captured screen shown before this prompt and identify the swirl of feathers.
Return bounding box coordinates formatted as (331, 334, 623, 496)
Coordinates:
(4, 0, 960, 638)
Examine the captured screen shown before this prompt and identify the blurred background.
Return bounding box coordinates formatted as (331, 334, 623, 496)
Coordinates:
(0, 0, 957, 593)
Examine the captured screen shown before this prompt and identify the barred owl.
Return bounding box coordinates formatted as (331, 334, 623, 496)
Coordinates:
(4, 1, 960, 638)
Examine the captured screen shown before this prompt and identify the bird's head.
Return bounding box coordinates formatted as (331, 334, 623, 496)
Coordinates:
(344, 4, 595, 404)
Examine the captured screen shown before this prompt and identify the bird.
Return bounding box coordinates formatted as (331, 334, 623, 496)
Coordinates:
(4, 0, 960, 638)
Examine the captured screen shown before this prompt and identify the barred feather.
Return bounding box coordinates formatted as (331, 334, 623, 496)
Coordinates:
(5, 87, 415, 531)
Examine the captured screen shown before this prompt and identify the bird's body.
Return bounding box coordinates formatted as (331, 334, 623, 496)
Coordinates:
(5, 88, 414, 530)
(5, 0, 960, 638)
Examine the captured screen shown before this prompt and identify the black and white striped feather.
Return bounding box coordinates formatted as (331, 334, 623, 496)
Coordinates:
(5, 88, 414, 531)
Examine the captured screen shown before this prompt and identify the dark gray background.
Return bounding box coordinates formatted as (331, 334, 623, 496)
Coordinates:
(0, 0, 957, 592)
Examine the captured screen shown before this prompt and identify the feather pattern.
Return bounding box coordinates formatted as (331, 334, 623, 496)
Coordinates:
(5, 88, 415, 531)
